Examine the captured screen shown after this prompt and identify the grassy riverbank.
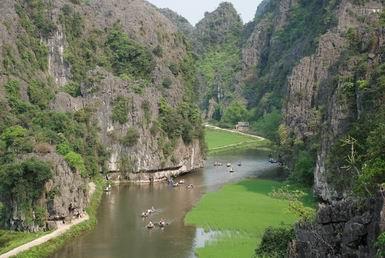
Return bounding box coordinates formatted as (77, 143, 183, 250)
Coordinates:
(13, 178, 104, 258)
(0, 230, 49, 255)
(205, 127, 270, 153)
(185, 180, 311, 258)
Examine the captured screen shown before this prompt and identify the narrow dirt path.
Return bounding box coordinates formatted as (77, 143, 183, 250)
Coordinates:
(205, 124, 266, 140)
(0, 182, 96, 258)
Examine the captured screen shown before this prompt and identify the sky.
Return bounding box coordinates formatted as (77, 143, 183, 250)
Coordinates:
(147, 0, 264, 25)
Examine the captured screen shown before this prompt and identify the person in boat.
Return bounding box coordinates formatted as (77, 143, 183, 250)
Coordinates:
(159, 218, 166, 227)
(141, 211, 148, 217)
(147, 221, 154, 228)
(187, 184, 194, 189)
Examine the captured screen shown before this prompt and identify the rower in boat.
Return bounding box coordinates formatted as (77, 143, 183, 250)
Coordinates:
(238, 162, 242, 166)
(173, 182, 179, 187)
(187, 184, 194, 189)
(226, 163, 231, 167)
(159, 218, 166, 228)
(229, 167, 235, 173)
(147, 221, 154, 229)
(179, 179, 185, 184)
(141, 211, 148, 218)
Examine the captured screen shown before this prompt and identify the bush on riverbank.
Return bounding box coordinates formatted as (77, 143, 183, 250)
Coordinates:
(14, 178, 105, 258)
(255, 226, 295, 258)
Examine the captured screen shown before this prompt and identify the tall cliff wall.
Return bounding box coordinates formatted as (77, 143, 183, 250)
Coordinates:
(238, 0, 385, 256)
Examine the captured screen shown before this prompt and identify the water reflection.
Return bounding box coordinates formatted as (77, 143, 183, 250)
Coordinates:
(51, 149, 278, 258)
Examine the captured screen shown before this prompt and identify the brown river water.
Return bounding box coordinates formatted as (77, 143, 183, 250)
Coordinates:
(51, 149, 279, 258)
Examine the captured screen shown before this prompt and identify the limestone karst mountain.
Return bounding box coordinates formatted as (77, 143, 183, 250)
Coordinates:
(0, 0, 204, 231)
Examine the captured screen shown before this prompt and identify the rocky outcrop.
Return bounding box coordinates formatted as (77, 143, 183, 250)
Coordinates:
(159, 8, 194, 40)
(289, 195, 384, 257)
(194, 2, 242, 53)
(284, 0, 384, 201)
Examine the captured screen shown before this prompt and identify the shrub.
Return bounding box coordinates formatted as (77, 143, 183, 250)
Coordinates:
(106, 24, 155, 79)
(27, 80, 54, 109)
(121, 128, 139, 147)
(291, 151, 315, 187)
(111, 96, 130, 124)
(153, 45, 163, 57)
(162, 77, 172, 88)
(256, 226, 295, 258)
(0, 158, 52, 209)
(63, 82, 81, 97)
(169, 63, 179, 75)
(221, 101, 248, 126)
(56, 142, 72, 156)
(64, 151, 86, 176)
(252, 109, 282, 141)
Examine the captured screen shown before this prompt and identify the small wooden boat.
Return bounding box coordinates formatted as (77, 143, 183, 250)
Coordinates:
(141, 212, 148, 218)
(186, 184, 194, 189)
(147, 222, 154, 229)
(237, 162, 242, 166)
(179, 179, 185, 184)
(229, 167, 235, 173)
(173, 182, 179, 187)
(226, 163, 231, 167)
(269, 158, 278, 164)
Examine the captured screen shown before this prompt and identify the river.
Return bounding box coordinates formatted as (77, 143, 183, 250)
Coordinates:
(51, 149, 279, 258)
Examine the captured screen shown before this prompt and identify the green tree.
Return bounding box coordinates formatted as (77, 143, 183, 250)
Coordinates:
(221, 101, 248, 126)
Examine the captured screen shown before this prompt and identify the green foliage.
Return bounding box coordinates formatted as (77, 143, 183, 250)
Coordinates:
(158, 99, 203, 144)
(111, 96, 130, 124)
(15, 0, 56, 38)
(255, 226, 295, 258)
(56, 142, 72, 156)
(63, 82, 81, 97)
(376, 232, 385, 257)
(13, 177, 105, 258)
(197, 42, 241, 113)
(152, 45, 163, 57)
(162, 77, 172, 88)
(0, 159, 52, 216)
(27, 80, 54, 109)
(169, 63, 179, 76)
(251, 109, 282, 141)
(60, 6, 109, 87)
(64, 151, 86, 176)
(269, 185, 315, 222)
(220, 101, 248, 126)
(121, 128, 139, 147)
(0, 125, 32, 154)
(106, 24, 155, 80)
(291, 151, 315, 187)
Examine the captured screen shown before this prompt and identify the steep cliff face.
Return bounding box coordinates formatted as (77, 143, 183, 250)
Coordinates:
(0, 0, 204, 231)
(284, 0, 384, 201)
(239, 0, 385, 256)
